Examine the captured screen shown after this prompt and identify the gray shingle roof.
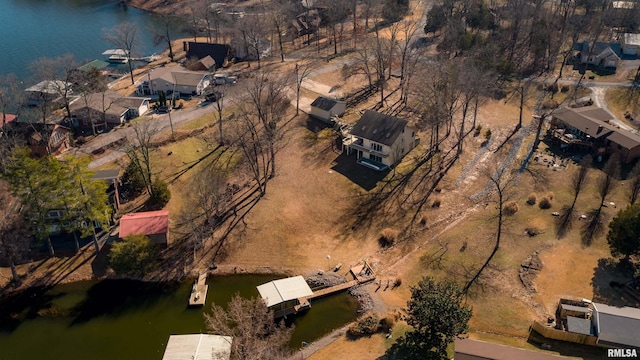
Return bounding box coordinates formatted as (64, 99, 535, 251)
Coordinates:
(593, 302, 640, 348)
(552, 106, 616, 139)
(350, 110, 408, 146)
(311, 96, 338, 111)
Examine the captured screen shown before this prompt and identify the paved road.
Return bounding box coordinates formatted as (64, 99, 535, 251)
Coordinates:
(73, 103, 216, 169)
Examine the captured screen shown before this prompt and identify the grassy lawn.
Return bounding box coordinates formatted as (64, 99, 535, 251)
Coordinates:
(606, 87, 640, 124)
(178, 112, 216, 131)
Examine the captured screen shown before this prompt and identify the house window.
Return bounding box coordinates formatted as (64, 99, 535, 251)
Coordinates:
(370, 154, 383, 163)
(83, 119, 88, 126)
(372, 143, 382, 152)
(411, 131, 415, 137)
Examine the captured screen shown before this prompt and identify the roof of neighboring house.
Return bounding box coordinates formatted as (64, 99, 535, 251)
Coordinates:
(454, 339, 572, 360)
(560, 303, 592, 313)
(311, 96, 339, 111)
(119, 210, 169, 238)
(70, 91, 147, 118)
(350, 110, 409, 146)
(186, 42, 230, 69)
(28, 124, 71, 144)
(567, 316, 593, 336)
(25, 80, 70, 94)
(573, 41, 622, 56)
(162, 334, 232, 360)
(592, 302, 640, 348)
(553, 106, 640, 151)
(92, 168, 121, 181)
(606, 129, 640, 150)
(552, 106, 616, 139)
(1, 114, 17, 125)
(149, 67, 208, 88)
(257, 276, 313, 308)
(196, 55, 216, 70)
(624, 33, 640, 46)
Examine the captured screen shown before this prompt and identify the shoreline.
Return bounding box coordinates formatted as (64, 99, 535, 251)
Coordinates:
(125, 0, 194, 15)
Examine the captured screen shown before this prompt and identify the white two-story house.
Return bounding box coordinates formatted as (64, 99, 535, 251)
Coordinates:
(343, 110, 418, 170)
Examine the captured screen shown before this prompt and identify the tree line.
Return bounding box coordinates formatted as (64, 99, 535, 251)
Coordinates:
(0, 149, 112, 283)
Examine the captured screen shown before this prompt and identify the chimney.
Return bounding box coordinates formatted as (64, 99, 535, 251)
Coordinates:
(597, 125, 603, 134)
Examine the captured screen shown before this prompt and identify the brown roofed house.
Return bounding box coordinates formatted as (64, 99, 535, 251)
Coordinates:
(550, 106, 640, 163)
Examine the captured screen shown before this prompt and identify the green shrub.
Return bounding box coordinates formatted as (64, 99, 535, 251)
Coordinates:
(109, 234, 158, 276)
(317, 128, 335, 139)
(474, 124, 482, 136)
(149, 178, 171, 210)
(122, 161, 146, 198)
(348, 314, 381, 337)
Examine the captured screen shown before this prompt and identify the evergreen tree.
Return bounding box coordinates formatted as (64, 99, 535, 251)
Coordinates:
(607, 203, 640, 261)
(387, 277, 472, 359)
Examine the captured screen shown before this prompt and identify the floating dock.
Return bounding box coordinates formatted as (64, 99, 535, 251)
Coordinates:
(188, 272, 208, 306)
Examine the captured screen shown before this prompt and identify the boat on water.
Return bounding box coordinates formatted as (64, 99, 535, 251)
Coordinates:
(102, 49, 129, 64)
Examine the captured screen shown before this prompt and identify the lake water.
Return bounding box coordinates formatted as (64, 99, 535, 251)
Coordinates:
(0, 0, 165, 82)
(0, 276, 360, 360)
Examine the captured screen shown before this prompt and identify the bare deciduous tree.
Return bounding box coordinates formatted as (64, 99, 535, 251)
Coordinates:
(126, 122, 158, 196)
(557, 155, 592, 238)
(295, 61, 313, 116)
(104, 22, 139, 85)
(464, 165, 515, 293)
(235, 71, 290, 185)
(582, 155, 620, 245)
(205, 294, 293, 360)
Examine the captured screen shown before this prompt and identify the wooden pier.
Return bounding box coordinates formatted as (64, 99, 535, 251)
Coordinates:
(188, 272, 208, 307)
(295, 261, 376, 310)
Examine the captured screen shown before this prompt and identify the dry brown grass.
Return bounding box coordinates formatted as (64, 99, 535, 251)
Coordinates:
(606, 87, 640, 126)
(379, 228, 400, 247)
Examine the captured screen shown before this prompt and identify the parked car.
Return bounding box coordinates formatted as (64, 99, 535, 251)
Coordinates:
(156, 105, 171, 114)
(205, 91, 222, 102)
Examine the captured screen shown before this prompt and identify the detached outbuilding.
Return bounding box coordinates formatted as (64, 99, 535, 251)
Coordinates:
(162, 334, 232, 360)
(257, 276, 313, 318)
(309, 96, 346, 123)
(119, 210, 169, 247)
(591, 302, 640, 348)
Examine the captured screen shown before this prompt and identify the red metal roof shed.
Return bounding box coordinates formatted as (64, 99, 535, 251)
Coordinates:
(119, 210, 169, 238)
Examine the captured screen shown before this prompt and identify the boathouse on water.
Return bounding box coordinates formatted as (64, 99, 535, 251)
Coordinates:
(257, 276, 313, 317)
(162, 334, 232, 360)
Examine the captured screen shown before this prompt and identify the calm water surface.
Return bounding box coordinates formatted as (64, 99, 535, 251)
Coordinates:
(0, 275, 359, 360)
(0, 0, 164, 82)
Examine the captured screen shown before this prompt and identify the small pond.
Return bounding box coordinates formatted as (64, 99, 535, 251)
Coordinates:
(0, 275, 359, 360)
